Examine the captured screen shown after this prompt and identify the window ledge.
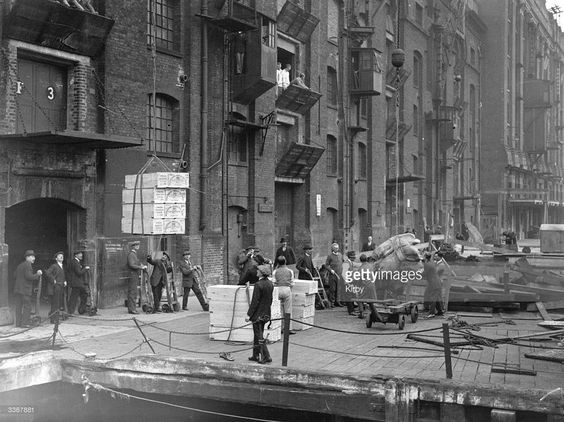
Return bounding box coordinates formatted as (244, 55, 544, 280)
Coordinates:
(146, 45, 183, 58)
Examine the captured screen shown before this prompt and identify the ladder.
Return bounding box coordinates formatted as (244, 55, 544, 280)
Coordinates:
(313, 267, 330, 309)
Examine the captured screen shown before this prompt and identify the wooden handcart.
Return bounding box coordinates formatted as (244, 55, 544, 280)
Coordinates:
(363, 299, 419, 330)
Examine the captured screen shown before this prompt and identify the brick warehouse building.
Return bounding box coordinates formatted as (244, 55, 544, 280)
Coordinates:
(0, 0, 560, 324)
(478, 0, 564, 242)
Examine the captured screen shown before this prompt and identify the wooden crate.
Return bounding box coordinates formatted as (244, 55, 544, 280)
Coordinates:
(290, 315, 314, 331)
(210, 302, 281, 326)
(121, 218, 185, 234)
(292, 304, 315, 319)
(125, 172, 190, 189)
(122, 188, 186, 204)
(292, 292, 316, 307)
(123, 203, 186, 219)
(293, 280, 317, 295)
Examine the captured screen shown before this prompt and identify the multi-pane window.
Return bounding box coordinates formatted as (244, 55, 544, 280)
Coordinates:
(326, 135, 338, 175)
(327, 67, 338, 106)
(357, 142, 367, 179)
(147, 0, 179, 51)
(415, 3, 423, 26)
(262, 17, 276, 48)
(229, 128, 247, 164)
(147, 94, 178, 153)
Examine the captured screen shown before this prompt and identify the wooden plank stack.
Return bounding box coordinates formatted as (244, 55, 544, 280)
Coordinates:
(208, 285, 281, 343)
(122, 172, 189, 234)
(291, 279, 317, 331)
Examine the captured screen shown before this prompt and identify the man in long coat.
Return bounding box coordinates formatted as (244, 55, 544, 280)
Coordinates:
(44, 251, 67, 324)
(67, 250, 90, 315)
(13, 250, 42, 327)
(178, 250, 208, 311)
(126, 241, 147, 314)
(146, 251, 172, 313)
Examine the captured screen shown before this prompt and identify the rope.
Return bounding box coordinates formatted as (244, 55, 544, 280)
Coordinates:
(145, 320, 253, 336)
(290, 341, 443, 359)
(147, 337, 251, 355)
(0, 311, 59, 338)
(57, 328, 145, 360)
(288, 318, 442, 336)
(82, 377, 283, 422)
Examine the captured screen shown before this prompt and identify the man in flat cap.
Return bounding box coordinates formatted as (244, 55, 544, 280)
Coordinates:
(44, 251, 67, 324)
(13, 250, 42, 328)
(237, 245, 271, 285)
(178, 250, 209, 311)
(245, 264, 274, 364)
(67, 250, 90, 315)
(126, 240, 147, 314)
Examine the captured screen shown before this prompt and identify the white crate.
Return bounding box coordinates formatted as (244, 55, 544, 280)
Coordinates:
(209, 323, 281, 342)
(210, 304, 281, 327)
(290, 315, 314, 331)
(123, 203, 187, 219)
(293, 280, 318, 295)
(208, 285, 280, 302)
(125, 172, 190, 189)
(121, 218, 185, 234)
(292, 292, 316, 307)
(122, 188, 186, 204)
(291, 304, 315, 319)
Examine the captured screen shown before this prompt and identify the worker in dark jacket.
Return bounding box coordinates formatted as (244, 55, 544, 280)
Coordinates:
(44, 251, 67, 324)
(67, 250, 90, 315)
(274, 238, 296, 267)
(178, 250, 209, 311)
(245, 264, 274, 364)
(126, 241, 147, 314)
(147, 251, 172, 313)
(423, 252, 444, 318)
(295, 245, 315, 279)
(13, 250, 42, 327)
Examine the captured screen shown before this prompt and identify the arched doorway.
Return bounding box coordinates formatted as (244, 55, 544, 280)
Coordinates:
(5, 198, 86, 294)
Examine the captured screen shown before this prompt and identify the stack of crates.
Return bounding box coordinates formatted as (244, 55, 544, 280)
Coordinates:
(208, 285, 281, 342)
(122, 172, 189, 234)
(290, 279, 317, 331)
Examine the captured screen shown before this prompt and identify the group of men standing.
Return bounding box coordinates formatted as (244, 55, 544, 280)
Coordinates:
(13, 249, 91, 328)
(125, 241, 209, 315)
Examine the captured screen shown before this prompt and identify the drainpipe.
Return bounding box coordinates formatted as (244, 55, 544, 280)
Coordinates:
(200, 0, 209, 232)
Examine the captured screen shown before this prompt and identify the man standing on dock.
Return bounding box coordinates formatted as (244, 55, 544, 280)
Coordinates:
(246, 264, 274, 364)
(126, 241, 147, 315)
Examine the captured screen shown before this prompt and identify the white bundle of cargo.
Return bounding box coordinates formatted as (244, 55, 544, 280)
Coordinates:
(122, 172, 189, 234)
(208, 285, 281, 343)
(290, 279, 316, 331)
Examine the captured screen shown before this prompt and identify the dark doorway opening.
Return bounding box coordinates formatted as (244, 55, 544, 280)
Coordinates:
(5, 198, 84, 295)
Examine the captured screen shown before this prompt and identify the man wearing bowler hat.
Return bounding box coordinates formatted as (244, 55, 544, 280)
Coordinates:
(178, 250, 209, 311)
(296, 245, 315, 280)
(45, 251, 67, 324)
(13, 250, 43, 327)
(126, 240, 147, 314)
(238, 245, 270, 285)
(67, 250, 90, 315)
(274, 237, 296, 267)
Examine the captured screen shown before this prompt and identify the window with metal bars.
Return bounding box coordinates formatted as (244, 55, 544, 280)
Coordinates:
(147, 0, 179, 51)
(146, 94, 178, 154)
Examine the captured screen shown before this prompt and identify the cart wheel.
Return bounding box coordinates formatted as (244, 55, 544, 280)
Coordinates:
(31, 316, 41, 326)
(173, 303, 180, 312)
(162, 304, 171, 313)
(411, 306, 419, 323)
(366, 313, 373, 328)
(142, 304, 150, 313)
(88, 307, 98, 316)
(398, 315, 405, 330)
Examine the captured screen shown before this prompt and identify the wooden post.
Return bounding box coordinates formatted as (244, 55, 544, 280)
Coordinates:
(282, 313, 290, 366)
(442, 322, 452, 379)
(133, 317, 156, 354)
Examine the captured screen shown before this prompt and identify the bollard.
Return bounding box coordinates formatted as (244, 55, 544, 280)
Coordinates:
(282, 313, 290, 366)
(442, 322, 453, 379)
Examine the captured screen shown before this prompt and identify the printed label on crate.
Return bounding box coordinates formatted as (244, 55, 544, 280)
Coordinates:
(122, 188, 187, 204)
(125, 172, 190, 189)
(121, 218, 185, 234)
(123, 203, 186, 219)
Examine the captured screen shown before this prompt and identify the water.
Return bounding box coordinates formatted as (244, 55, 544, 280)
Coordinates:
(0, 382, 373, 422)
